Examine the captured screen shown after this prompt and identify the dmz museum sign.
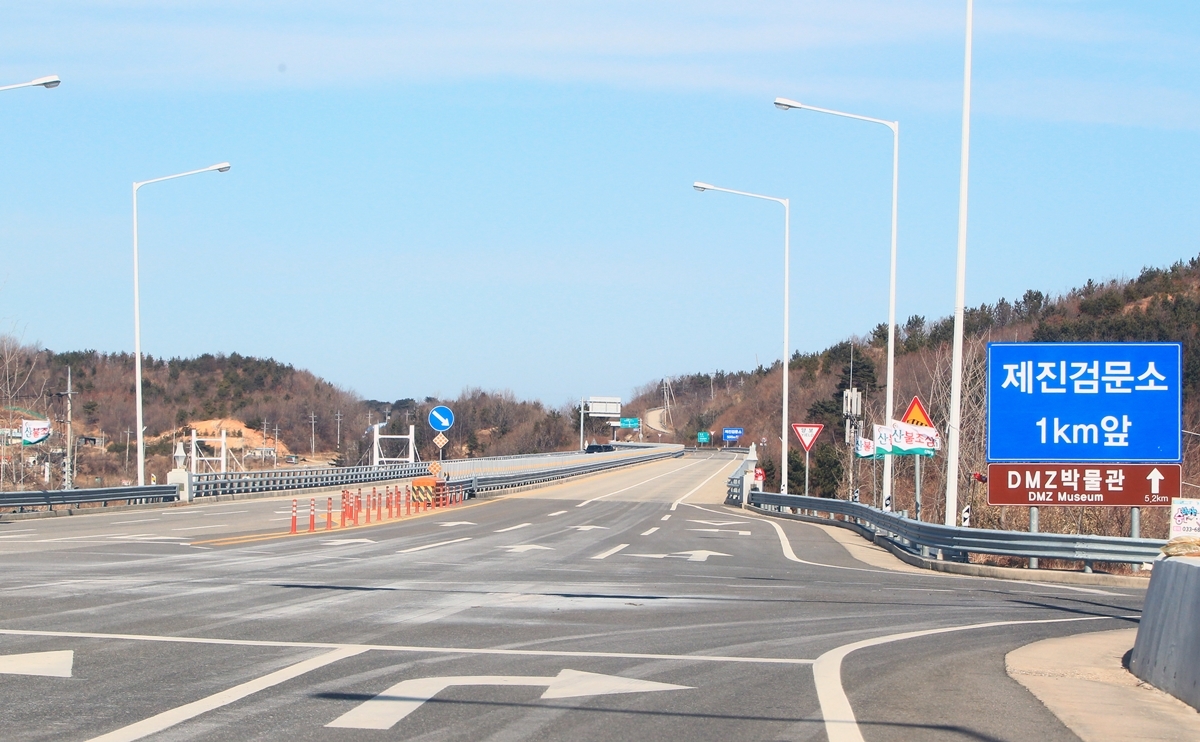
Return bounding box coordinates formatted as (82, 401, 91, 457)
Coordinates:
(987, 342, 1181, 463)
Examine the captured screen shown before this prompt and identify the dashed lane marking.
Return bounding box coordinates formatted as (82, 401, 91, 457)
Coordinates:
(547, 510, 568, 517)
(640, 527, 659, 536)
(590, 544, 629, 560)
(660, 515, 671, 521)
(397, 537, 472, 554)
(494, 522, 531, 533)
(171, 525, 228, 531)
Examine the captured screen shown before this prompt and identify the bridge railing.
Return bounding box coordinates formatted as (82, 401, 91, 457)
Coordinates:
(0, 485, 180, 512)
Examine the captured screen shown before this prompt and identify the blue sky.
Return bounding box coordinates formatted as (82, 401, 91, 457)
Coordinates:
(1, 2, 1198, 406)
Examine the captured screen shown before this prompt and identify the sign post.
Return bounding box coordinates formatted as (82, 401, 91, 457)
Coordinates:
(901, 396, 938, 521)
(428, 406, 454, 461)
(791, 424, 823, 497)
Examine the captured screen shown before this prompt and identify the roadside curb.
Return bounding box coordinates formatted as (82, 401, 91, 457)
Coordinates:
(746, 505, 1151, 589)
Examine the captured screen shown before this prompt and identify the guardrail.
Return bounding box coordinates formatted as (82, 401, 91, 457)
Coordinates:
(727, 481, 1165, 567)
(191, 443, 684, 499)
(0, 485, 180, 512)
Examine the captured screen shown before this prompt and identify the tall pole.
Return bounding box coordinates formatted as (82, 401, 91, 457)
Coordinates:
(133, 183, 145, 486)
(945, 0, 975, 526)
(64, 367, 73, 490)
(782, 199, 790, 494)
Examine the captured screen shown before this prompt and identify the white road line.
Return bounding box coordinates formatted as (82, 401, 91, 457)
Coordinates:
(171, 524, 227, 531)
(159, 511, 202, 516)
(42, 533, 123, 541)
(0, 528, 35, 533)
(688, 528, 751, 536)
(547, 510, 568, 517)
(590, 544, 630, 560)
(670, 458, 741, 510)
(204, 510, 248, 515)
(0, 534, 34, 539)
(577, 459, 708, 507)
(112, 519, 159, 525)
(0, 627, 816, 666)
(83, 646, 366, 742)
(660, 514, 671, 521)
(494, 522, 531, 533)
(268, 517, 291, 521)
(398, 537, 472, 553)
(640, 527, 659, 536)
(812, 615, 1132, 742)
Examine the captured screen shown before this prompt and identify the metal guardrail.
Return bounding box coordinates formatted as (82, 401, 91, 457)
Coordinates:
(191, 444, 684, 499)
(726, 480, 1166, 566)
(0, 485, 180, 511)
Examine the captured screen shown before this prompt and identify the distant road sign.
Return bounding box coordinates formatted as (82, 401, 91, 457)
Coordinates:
(433, 432, 449, 449)
(792, 423, 823, 452)
(722, 427, 743, 442)
(901, 396, 935, 430)
(988, 342, 1181, 463)
(428, 406, 455, 432)
(696, 431, 711, 444)
(620, 417, 640, 429)
(986, 463, 1178, 507)
(587, 397, 622, 418)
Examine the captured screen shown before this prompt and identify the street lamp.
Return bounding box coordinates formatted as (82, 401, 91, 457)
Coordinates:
(693, 182, 793, 494)
(132, 162, 231, 486)
(0, 75, 61, 93)
(774, 96, 900, 511)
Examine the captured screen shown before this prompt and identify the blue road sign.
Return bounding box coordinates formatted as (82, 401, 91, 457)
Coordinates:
(723, 427, 744, 442)
(987, 342, 1181, 463)
(428, 406, 455, 432)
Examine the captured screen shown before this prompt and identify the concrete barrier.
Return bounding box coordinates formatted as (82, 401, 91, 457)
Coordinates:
(1130, 556, 1200, 710)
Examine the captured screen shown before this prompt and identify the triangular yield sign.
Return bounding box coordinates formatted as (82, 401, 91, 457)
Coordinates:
(901, 396, 935, 430)
(791, 423, 824, 452)
(0, 650, 73, 677)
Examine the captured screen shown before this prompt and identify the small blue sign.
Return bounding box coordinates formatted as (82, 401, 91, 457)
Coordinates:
(723, 427, 744, 442)
(987, 342, 1181, 463)
(428, 406, 455, 432)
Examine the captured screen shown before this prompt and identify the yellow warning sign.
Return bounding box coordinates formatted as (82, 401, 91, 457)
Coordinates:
(901, 396, 935, 430)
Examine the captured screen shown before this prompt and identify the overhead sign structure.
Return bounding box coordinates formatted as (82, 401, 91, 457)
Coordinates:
(587, 397, 622, 418)
(722, 427, 744, 442)
(901, 396, 935, 429)
(619, 417, 640, 429)
(792, 423, 823, 453)
(697, 431, 711, 444)
(988, 342, 1182, 463)
(428, 406, 455, 432)
(987, 463, 1179, 507)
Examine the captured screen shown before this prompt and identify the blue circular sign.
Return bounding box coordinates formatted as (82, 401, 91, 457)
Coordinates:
(428, 406, 455, 432)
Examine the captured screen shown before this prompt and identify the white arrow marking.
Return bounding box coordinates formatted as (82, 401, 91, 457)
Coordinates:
(688, 520, 748, 527)
(688, 528, 751, 536)
(321, 539, 376, 545)
(568, 525, 608, 531)
(1147, 468, 1165, 495)
(494, 522, 531, 533)
(437, 521, 476, 527)
(0, 650, 73, 677)
(326, 669, 691, 729)
(430, 409, 450, 427)
(500, 544, 554, 553)
(630, 550, 731, 562)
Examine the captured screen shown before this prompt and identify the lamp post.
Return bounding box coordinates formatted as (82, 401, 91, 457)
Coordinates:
(774, 96, 899, 511)
(693, 182, 792, 494)
(0, 75, 61, 93)
(132, 163, 231, 486)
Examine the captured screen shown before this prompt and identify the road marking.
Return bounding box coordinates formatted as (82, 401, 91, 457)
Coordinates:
(689, 520, 748, 526)
(495, 522, 531, 533)
(110, 534, 154, 539)
(437, 521, 476, 527)
(0, 528, 35, 533)
(112, 519, 158, 525)
(0, 533, 34, 539)
(398, 537, 472, 553)
(160, 511, 202, 515)
(43, 533, 122, 541)
(84, 646, 365, 742)
(0, 650, 73, 677)
(0, 627, 817, 666)
(569, 525, 608, 531)
(812, 615, 1133, 742)
(628, 550, 729, 562)
(204, 510, 248, 515)
(670, 458, 741, 510)
(660, 514, 671, 521)
(640, 527, 659, 536)
(327, 669, 691, 730)
(590, 544, 629, 560)
(171, 524, 227, 531)
(322, 539, 376, 545)
(688, 528, 751, 536)
(547, 510, 568, 516)
(577, 459, 708, 507)
(268, 517, 291, 521)
(500, 544, 553, 553)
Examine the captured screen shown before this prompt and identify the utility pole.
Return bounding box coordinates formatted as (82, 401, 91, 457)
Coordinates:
(273, 423, 280, 467)
(64, 367, 74, 490)
(309, 412, 317, 457)
(123, 428, 132, 472)
(334, 410, 343, 450)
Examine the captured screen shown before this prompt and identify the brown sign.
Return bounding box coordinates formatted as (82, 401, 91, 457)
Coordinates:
(987, 463, 1180, 507)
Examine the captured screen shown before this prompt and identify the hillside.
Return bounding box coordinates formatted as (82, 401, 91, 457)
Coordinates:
(624, 256, 1200, 542)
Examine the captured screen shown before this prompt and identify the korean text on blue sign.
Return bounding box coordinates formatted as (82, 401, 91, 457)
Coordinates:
(987, 342, 1181, 463)
(722, 427, 744, 442)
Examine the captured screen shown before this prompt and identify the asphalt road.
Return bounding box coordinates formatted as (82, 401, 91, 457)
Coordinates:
(0, 452, 1143, 741)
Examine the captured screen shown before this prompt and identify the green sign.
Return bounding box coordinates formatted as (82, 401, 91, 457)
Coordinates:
(619, 417, 640, 429)
(697, 431, 711, 444)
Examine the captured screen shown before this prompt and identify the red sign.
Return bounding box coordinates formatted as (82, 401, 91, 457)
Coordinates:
(901, 396, 935, 429)
(986, 463, 1180, 507)
(791, 423, 824, 452)
(754, 467, 765, 482)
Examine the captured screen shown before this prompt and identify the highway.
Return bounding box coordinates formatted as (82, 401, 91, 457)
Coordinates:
(0, 452, 1142, 741)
